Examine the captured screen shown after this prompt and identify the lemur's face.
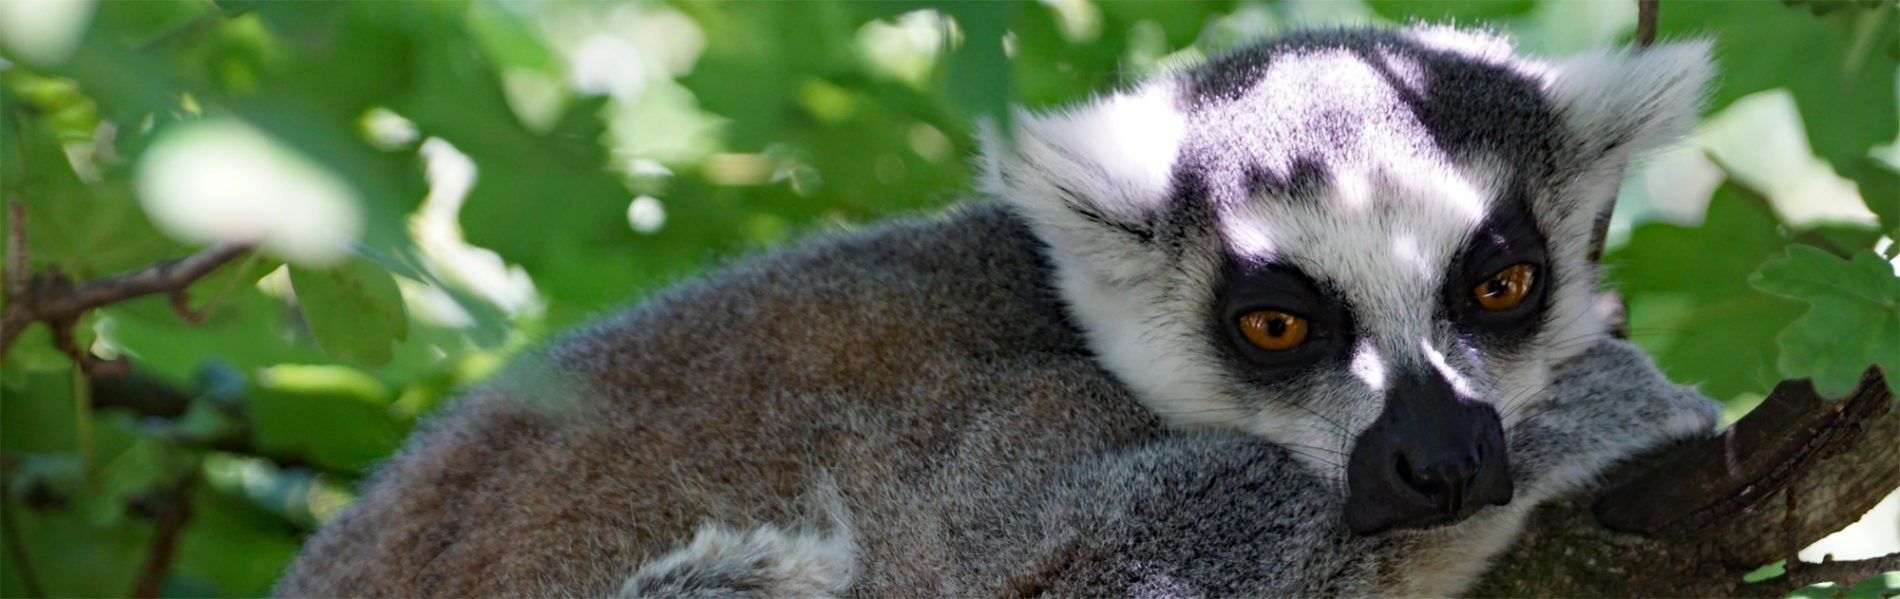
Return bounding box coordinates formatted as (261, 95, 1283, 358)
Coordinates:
(987, 27, 1709, 535)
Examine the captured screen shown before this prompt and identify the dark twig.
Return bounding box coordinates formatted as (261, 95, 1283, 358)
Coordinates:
(5, 202, 26, 299)
(0, 201, 253, 365)
(0, 476, 46, 599)
(1637, 0, 1659, 48)
(129, 473, 197, 599)
(1588, 0, 1664, 266)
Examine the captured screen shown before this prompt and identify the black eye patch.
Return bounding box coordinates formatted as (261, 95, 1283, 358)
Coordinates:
(1444, 194, 1551, 339)
(1210, 257, 1356, 375)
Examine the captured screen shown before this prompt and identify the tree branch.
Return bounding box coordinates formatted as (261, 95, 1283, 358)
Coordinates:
(1474, 368, 1898, 597)
(0, 202, 253, 366)
(1594, 368, 1893, 540)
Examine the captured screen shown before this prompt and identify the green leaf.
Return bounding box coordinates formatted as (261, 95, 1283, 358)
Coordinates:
(172, 484, 303, 596)
(1368, 0, 1538, 22)
(2, 81, 181, 278)
(0, 502, 150, 597)
(79, 412, 190, 527)
(1011, 0, 1129, 109)
(1847, 571, 1900, 596)
(1750, 246, 1900, 397)
(1609, 182, 1804, 400)
(1846, 157, 1900, 241)
(941, 2, 1015, 130)
(289, 260, 410, 365)
(0, 370, 82, 454)
(98, 290, 325, 385)
(244, 367, 408, 474)
(1658, 2, 1898, 183)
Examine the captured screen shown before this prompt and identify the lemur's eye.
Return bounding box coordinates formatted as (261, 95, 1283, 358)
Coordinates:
(1238, 310, 1309, 351)
(1473, 264, 1535, 311)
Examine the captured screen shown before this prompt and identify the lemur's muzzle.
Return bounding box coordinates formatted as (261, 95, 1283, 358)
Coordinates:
(1343, 368, 1513, 535)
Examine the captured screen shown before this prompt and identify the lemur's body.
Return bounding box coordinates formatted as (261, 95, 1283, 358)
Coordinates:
(279, 27, 1717, 596)
(281, 206, 1165, 596)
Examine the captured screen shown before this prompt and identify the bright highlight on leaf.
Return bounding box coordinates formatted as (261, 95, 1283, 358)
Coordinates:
(0, 0, 96, 65)
(135, 118, 364, 267)
(1750, 246, 1900, 397)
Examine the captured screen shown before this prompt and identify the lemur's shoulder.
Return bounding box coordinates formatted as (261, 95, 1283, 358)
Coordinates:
(544, 202, 1089, 402)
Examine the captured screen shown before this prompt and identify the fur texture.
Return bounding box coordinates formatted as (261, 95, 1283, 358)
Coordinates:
(985, 27, 1710, 483)
(277, 26, 1716, 597)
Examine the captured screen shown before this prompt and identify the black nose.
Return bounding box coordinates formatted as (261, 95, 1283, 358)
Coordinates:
(1344, 369, 1513, 535)
(1396, 440, 1482, 513)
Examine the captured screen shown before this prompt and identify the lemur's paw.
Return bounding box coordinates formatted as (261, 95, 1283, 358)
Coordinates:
(618, 520, 857, 599)
(1509, 339, 1719, 502)
(1570, 338, 1719, 446)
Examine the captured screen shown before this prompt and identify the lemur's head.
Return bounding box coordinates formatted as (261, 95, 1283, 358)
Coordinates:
(983, 27, 1708, 535)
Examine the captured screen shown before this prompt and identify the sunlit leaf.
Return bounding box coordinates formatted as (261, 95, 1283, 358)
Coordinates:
(1750, 246, 1900, 397)
(137, 118, 365, 266)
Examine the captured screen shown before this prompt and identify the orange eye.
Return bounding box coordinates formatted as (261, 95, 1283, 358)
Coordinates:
(1239, 310, 1309, 351)
(1474, 264, 1535, 311)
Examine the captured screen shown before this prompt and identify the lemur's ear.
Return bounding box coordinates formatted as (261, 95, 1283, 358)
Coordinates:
(1542, 40, 1713, 165)
(979, 83, 1187, 266)
(1534, 41, 1712, 249)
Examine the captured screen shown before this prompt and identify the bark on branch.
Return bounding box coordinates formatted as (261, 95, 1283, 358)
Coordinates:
(1475, 368, 1898, 597)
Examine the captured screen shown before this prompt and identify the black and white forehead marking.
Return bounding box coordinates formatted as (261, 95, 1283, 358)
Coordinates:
(1175, 28, 1564, 196)
(1161, 28, 1570, 362)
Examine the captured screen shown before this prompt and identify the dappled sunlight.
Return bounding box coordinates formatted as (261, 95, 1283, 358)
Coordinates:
(1351, 341, 1388, 392)
(1422, 338, 1478, 398)
(1698, 89, 1877, 228)
(135, 118, 363, 266)
(0, 0, 93, 65)
(409, 138, 541, 324)
(857, 10, 950, 86)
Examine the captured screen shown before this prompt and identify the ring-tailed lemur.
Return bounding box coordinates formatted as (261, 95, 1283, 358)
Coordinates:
(276, 26, 1717, 597)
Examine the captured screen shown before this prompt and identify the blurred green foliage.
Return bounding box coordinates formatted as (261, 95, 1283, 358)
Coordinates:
(0, 0, 1894, 596)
